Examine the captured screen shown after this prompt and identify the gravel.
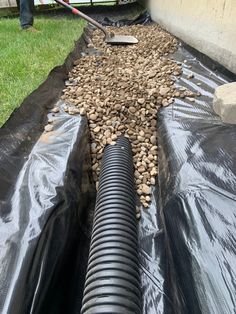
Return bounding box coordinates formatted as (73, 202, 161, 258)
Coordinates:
(44, 124, 53, 132)
(60, 24, 197, 209)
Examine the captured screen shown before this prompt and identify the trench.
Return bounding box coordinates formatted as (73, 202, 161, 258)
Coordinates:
(0, 4, 236, 314)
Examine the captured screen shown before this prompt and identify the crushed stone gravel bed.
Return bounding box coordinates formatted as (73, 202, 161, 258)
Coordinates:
(56, 24, 198, 210)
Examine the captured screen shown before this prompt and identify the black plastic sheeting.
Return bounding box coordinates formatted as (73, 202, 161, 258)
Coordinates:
(157, 45, 236, 313)
(1, 10, 236, 314)
(139, 45, 236, 314)
(0, 101, 96, 314)
(102, 11, 152, 27)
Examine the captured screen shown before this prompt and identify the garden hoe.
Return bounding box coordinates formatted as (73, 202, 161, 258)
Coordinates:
(54, 0, 138, 45)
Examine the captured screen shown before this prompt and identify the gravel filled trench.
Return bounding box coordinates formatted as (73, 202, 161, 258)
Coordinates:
(58, 24, 198, 210)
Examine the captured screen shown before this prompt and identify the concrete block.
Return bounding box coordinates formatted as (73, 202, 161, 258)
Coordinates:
(213, 82, 236, 124)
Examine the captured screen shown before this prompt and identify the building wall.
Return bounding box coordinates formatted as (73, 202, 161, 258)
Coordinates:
(150, 0, 236, 74)
(0, 0, 17, 8)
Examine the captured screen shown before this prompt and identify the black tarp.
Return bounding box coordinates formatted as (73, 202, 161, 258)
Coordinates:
(158, 45, 236, 313)
(102, 11, 151, 27)
(0, 9, 236, 314)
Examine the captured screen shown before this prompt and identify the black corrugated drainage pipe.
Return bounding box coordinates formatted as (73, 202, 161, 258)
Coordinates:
(81, 137, 141, 314)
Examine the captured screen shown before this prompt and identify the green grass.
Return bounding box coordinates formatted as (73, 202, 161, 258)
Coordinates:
(0, 16, 85, 126)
